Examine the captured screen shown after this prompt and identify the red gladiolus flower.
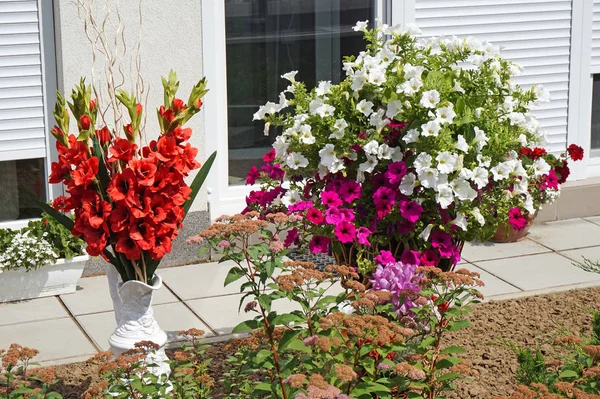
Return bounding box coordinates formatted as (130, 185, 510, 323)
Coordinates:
(116, 234, 141, 260)
(107, 168, 138, 205)
(81, 191, 112, 229)
(149, 235, 172, 260)
(124, 124, 134, 139)
(129, 158, 158, 187)
(109, 138, 138, 162)
(89, 99, 97, 111)
(80, 114, 91, 130)
(96, 126, 112, 146)
(159, 105, 174, 123)
(567, 144, 584, 161)
(52, 196, 68, 211)
(174, 143, 200, 175)
(172, 98, 186, 113)
(156, 135, 180, 163)
(130, 194, 152, 219)
(109, 205, 130, 233)
(172, 127, 192, 143)
(49, 156, 71, 184)
(71, 156, 99, 188)
(129, 219, 156, 251)
(83, 226, 108, 257)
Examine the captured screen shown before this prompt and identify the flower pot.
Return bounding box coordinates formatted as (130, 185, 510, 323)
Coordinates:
(490, 213, 536, 243)
(108, 273, 169, 376)
(106, 264, 122, 324)
(0, 255, 89, 303)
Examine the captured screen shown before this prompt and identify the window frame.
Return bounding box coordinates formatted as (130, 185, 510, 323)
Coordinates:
(201, 0, 401, 219)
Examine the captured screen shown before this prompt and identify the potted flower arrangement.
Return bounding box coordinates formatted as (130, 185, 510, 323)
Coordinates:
(491, 143, 584, 242)
(247, 22, 566, 278)
(0, 213, 87, 302)
(41, 72, 215, 371)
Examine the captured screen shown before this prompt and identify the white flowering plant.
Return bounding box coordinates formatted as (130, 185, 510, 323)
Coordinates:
(247, 21, 570, 275)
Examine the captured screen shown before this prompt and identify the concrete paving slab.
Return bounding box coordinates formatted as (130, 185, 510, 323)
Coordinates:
(457, 263, 522, 298)
(527, 219, 600, 251)
(0, 297, 69, 327)
(159, 261, 241, 300)
(461, 238, 550, 262)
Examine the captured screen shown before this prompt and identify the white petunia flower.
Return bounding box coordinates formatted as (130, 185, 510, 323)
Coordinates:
(477, 154, 491, 168)
(281, 70, 298, 83)
(298, 125, 315, 144)
(377, 143, 395, 160)
(436, 152, 459, 174)
(399, 173, 417, 195)
(471, 166, 489, 189)
(452, 80, 465, 93)
(309, 98, 324, 115)
(330, 119, 347, 139)
(319, 144, 337, 167)
(272, 136, 289, 157)
(368, 68, 387, 86)
(353, 20, 369, 32)
(490, 162, 512, 181)
(421, 120, 441, 137)
(473, 126, 489, 151)
(534, 85, 551, 103)
(518, 134, 528, 146)
(357, 99, 374, 117)
(363, 140, 380, 156)
(451, 212, 468, 231)
(451, 178, 478, 201)
(418, 168, 439, 190)
(414, 153, 432, 172)
(435, 105, 456, 125)
(316, 81, 332, 97)
(532, 158, 551, 177)
(351, 70, 367, 91)
(315, 104, 336, 118)
(403, 63, 425, 79)
(403, 128, 420, 144)
(471, 207, 485, 226)
(282, 189, 301, 206)
(369, 109, 388, 131)
(524, 195, 535, 214)
(359, 155, 378, 173)
(420, 90, 440, 108)
(285, 152, 309, 170)
(400, 77, 423, 95)
(436, 184, 454, 209)
(386, 100, 403, 119)
(455, 134, 469, 152)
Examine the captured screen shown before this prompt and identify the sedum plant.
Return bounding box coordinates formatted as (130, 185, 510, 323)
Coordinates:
(0, 344, 62, 399)
(193, 212, 484, 398)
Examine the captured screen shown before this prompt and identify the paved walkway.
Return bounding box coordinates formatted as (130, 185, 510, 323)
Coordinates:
(2, 217, 600, 366)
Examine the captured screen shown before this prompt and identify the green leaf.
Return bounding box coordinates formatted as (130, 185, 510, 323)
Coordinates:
(91, 135, 110, 189)
(437, 372, 462, 382)
(231, 319, 260, 333)
(436, 356, 463, 370)
(183, 151, 216, 216)
(258, 294, 272, 313)
(446, 319, 471, 331)
(33, 199, 74, 231)
(224, 267, 246, 286)
(559, 369, 579, 379)
(278, 330, 302, 351)
(272, 313, 304, 326)
(440, 346, 468, 355)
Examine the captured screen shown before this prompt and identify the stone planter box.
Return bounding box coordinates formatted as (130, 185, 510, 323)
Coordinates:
(0, 255, 89, 303)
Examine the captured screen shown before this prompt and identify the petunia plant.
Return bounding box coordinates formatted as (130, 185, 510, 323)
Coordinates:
(42, 72, 216, 283)
(247, 21, 576, 276)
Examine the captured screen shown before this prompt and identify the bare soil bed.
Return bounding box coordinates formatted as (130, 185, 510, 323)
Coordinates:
(48, 287, 600, 398)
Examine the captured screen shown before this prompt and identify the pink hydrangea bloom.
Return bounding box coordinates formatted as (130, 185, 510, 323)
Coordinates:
(371, 261, 422, 316)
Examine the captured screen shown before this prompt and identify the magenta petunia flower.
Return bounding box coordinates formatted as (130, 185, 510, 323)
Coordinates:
(306, 208, 325, 224)
(334, 220, 356, 243)
(338, 208, 356, 223)
(339, 180, 362, 203)
(325, 207, 343, 225)
(356, 226, 372, 246)
(373, 186, 396, 205)
(384, 161, 407, 186)
(269, 164, 285, 180)
(397, 220, 416, 235)
(430, 230, 454, 258)
(321, 190, 343, 208)
(309, 235, 331, 254)
(284, 227, 299, 248)
(246, 166, 260, 185)
(262, 148, 276, 163)
(288, 200, 312, 212)
(374, 249, 396, 265)
(400, 249, 421, 266)
(508, 207, 528, 231)
(399, 200, 424, 223)
(420, 249, 439, 266)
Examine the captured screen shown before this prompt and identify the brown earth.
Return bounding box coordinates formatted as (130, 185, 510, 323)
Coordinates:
(46, 287, 600, 398)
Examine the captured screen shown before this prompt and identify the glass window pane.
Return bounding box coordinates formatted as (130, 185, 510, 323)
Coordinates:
(0, 158, 46, 222)
(225, 0, 375, 185)
(591, 75, 600, 157)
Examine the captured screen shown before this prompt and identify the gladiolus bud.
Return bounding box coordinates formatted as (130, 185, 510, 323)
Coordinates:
(89, 99, 97, 112)
(194, 98, 203, 109)
(96, 126, 111, 146)
(136, 103, 143, 115)
(80, 115, 91, 131)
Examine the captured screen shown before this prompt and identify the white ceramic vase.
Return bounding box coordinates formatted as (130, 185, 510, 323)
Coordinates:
(106, 267, 170, 376)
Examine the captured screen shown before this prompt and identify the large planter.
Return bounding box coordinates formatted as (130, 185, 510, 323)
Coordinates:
(0, 255, 89, 303)
(490, 213, 536, 243)
(108, 272, 170, 376)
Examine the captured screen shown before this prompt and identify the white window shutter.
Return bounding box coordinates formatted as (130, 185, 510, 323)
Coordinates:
(0, 0, 46, 162)
(415, 0, 573, 153)
(593, 1, 600, 70)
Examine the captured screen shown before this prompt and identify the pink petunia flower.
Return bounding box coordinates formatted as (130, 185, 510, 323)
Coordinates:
(508, 207, 528, 231)
(321, 190, 343, 208)
(356, 226, 372, 246)
(334, 220, 356, 243)
(339, 180, 362, 203)
(400, 249, 421, 266)
(420, 249, 439, 266)
(306, 208, 325, 224)
(399, 200, 424, 223)
(284, 227, 299, 248)
(374, 249, 396, 265)
(309, 235, 331, 254)
(384, 161, 407, 186)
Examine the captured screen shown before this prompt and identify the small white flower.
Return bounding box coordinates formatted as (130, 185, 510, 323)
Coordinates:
(451, 212, 468, 231)
(298, 125, 315, 144)
(477, 154, 491, 168)
(435, 105, 456, 125)
(281, 70, 298, 83)
(363, 140, 380, 156)
(421, 120, 441, 137)
(316, 81, 332, 97)
(532, 158, 551, 177)
(285, 152, 309, 170)
(420, 90, 440, 109)
(351, 71, 367, 91)
(377, 143, 395, 160)
(399, 173, 417, 195)
(419, 224, 434, 241)
(400, 77, 423, 95)
(471, 207, 486, 226)
(524, 195, 535, 214)
(490, 162, 512, 181)
(330, 119, 347, 139)
(471, 167, 489, 189)
(473, 126, 489, 151)
(353, 20, 369, 32)
(319, 144, 337, 167)
(282, 189, 301, 206)
(452, 80, 465, 93)
(534, 85, 551, 103)
(474, 108, 483, 119)
(403, 128, 420, 144)
(518, 134, 528, 146)
(403, 63, 425, 80)
(436, 152, 459, 174)
(356, 99, 374, 117)
(315, 104, 336, 118)
(359, 155, 378, 173)
(272, 136, 289, 157)
(455, 135, 469, 152)
(369, 109, 388, 131)
(451, 178, 478, 201)
(368, 68, 387, 86)
(386, 100, 403, 119)
(436, 184, 454, 209)
(414, 153, 432, 172)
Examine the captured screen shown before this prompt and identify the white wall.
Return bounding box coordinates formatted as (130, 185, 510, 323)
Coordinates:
(53, 0, 208, 212)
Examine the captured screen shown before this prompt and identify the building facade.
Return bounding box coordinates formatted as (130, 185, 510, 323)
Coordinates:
(1, 0, 599, 234)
